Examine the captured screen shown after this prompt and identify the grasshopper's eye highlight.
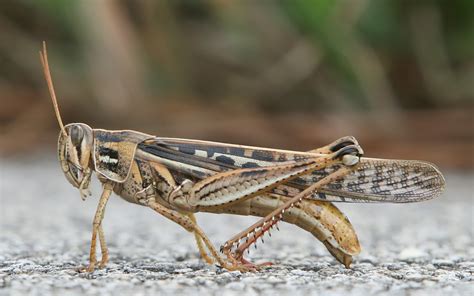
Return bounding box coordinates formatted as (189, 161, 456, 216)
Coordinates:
(70, 125, 84, 147)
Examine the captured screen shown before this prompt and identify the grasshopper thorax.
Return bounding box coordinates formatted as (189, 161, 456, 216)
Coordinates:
(58, 123, 94, 191)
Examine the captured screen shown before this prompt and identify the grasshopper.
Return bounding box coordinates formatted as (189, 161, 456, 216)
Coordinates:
(39, 42, 445, 272)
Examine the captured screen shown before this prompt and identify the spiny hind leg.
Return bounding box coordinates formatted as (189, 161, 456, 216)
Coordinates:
(168, 143, 362, 270)
(169, 149, 349, 210)
(212, 195, 360, 268)
(167, 142, 361, 213)
(219, 150, 361, 269)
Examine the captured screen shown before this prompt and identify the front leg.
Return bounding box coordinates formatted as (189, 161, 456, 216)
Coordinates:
(79, 182, 114, 272)
(97, 225, 109, 268)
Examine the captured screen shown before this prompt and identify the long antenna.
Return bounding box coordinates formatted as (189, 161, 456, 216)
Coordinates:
(39, 41, 67, 137)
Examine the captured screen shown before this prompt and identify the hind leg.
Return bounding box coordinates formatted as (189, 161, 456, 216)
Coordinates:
(203, 194, 360, 268)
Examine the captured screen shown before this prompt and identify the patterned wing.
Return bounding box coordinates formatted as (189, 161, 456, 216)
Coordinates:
(136, 137, 315, 180)
(137, 138, 445, 203)
(289, 158, 445, 203)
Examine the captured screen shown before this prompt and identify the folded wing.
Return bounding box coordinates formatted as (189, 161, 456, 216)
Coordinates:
(292, 158, 445, 203)
(138, 138, 446, 203)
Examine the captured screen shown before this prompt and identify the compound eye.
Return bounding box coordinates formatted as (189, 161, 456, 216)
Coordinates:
(70, 125, 84, 147)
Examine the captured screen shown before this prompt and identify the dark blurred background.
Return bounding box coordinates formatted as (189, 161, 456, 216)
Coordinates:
(0, 0, 472, 169)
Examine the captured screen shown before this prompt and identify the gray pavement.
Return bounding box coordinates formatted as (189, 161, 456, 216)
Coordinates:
(0, 155, 473, 296)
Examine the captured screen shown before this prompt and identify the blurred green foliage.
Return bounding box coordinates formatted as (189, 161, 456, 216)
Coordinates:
(1, 0, 473, 118)
(0, 0, 472, 167)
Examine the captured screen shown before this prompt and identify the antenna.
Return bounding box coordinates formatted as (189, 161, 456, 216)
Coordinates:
(39, 41, 67, 137)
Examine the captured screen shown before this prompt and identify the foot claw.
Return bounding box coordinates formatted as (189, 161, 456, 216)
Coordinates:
(76, 263, 96, 273)
(223, 251, 273, 272)
(98, 256, 109, 269)
(240, 257, 273, 270)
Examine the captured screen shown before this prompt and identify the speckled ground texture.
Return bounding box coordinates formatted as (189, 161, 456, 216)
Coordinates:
(0, 155, 473, 296)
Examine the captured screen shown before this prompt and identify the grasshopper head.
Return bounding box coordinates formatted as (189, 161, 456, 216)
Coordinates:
(58, 123, 94, 196)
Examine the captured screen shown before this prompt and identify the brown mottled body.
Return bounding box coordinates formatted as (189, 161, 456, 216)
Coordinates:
(40, 42, 445, 272)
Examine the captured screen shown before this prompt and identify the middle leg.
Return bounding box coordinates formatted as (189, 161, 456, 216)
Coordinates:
(187, 213, 215, 265)
(146, 198, 251, 271)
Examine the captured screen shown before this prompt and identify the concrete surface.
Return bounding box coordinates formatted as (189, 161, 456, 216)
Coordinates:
(0, 155, 473, 296)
